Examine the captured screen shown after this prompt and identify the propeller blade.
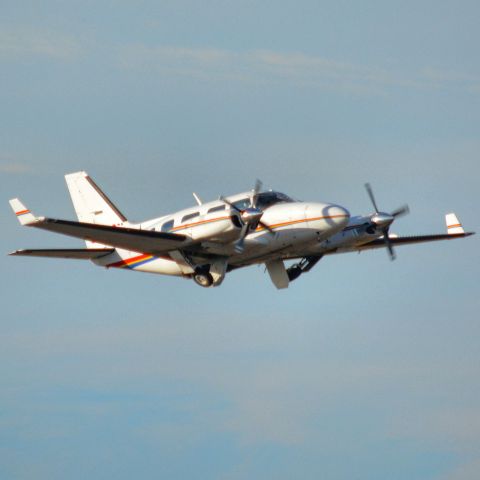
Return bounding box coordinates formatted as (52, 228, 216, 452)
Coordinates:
(382, 228, 396, 261)
(251, 179, 263, 208)
(234, 223, 250, 253)
(391, 204, 410, 218)
(364, 183, 379, 213)
(220, 196, 242, 213)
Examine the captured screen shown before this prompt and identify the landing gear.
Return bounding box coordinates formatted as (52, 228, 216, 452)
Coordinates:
(193, 271, 214, 287)
(287, 265, 302, 281)
(286, 255, 323, 282)
(191, 259, 227, 288)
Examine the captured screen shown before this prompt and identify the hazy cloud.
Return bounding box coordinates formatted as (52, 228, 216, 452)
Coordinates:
(118, 45, 480, 94)
(2, 27, 478, 94)
(443, 459, 480, 480)
(0, 162, 33, 174)
(0, 28, 82, 60)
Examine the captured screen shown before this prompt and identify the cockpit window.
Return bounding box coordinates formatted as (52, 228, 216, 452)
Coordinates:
(161, 219, 174, 232)
(229, 192, 293, 211)
(232, 198, 250, 210)
(256, 191, 294, 209)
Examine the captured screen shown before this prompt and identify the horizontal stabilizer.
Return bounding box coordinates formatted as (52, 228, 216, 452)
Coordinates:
(26, 217, 188, 255)
(9, 198, 37, 225)
(9, 248, 115, 260)
(446, 213, 465, 235)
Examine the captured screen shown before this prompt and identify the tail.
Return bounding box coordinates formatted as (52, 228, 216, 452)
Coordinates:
(65, 171, 127, 248)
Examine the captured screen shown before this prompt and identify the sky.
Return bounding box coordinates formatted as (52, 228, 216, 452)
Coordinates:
(1, 1, 479, 479)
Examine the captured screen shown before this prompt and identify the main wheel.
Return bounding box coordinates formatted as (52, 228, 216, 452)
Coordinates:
(287, 265, 302, 282)
(193, 272, 214, 288)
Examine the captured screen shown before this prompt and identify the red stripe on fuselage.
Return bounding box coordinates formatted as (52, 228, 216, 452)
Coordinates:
(107, 253, 174, 268)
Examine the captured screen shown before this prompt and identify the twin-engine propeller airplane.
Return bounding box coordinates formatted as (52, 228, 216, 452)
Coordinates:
(9, 171, 474, 289)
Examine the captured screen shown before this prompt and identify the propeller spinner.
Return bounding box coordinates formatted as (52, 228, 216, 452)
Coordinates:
(364, 183, 409, 260)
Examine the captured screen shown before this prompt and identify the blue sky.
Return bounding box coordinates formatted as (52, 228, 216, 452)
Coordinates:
(1, 1, 479, 479)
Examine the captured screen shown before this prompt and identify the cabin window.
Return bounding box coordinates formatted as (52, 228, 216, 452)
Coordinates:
(207, 205, 226, 214)
(182, 212, 200, 223)
(161, 219, 174, 232)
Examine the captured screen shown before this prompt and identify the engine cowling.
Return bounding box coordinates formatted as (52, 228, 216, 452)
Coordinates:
(188, 215, 241, 242)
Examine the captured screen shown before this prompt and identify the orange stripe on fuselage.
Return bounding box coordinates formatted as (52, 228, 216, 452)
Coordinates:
(169, 213, 348, 233)
(255, 214, 349, 232)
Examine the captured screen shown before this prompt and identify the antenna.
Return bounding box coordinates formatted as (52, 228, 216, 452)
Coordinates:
(192, 192, 202, 205)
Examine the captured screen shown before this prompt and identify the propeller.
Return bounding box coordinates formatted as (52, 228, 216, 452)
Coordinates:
(364, 183, 409, 261)
(220, 179, 274, 253)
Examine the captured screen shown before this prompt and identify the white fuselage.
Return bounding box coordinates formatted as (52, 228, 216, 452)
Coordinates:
(91, 191, 350, 277)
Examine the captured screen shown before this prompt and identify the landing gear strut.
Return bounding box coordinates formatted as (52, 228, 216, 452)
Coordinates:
(286, 255, 323, 282)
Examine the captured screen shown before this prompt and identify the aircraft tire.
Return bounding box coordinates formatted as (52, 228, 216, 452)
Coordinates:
(193, 272, 214, 288)
(287, 265, 302, 282)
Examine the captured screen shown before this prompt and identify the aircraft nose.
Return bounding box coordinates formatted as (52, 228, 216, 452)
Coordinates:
(328, 204, 350, 226)
(305, 203, 350, 231)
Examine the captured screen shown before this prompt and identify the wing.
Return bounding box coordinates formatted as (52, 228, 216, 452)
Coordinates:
(332, 212, 474, 254)
(9, 198, 189, 256)
(354, 232, 474, 252)
(9, 248, 115, 259)
(27, 218, 187, 255)
(355, 213, 474, 252)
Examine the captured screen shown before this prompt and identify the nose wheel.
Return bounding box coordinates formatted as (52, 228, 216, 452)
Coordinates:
(286, 255, 323, 282)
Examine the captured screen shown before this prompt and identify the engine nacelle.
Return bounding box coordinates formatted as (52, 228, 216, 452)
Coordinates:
(188, 215, 241, 242)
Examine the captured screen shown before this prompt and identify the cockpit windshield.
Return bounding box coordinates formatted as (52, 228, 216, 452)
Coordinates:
(231, 191, 294, 211)
(255, 191, 294, 209)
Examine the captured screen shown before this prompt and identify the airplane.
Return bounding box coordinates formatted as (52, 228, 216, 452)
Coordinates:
(8, 171, 474, 289)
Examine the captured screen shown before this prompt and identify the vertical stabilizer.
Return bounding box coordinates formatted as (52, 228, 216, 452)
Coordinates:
(65, 171, 127, 248)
